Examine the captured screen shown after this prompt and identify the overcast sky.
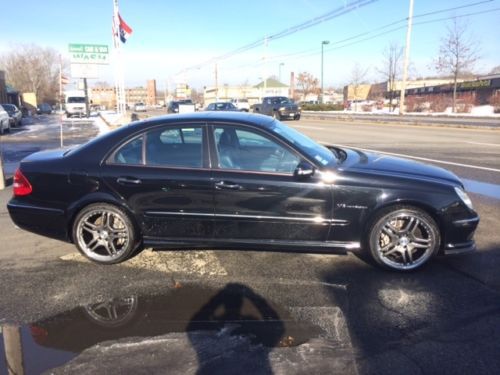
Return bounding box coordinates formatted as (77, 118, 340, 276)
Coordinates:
(1, 0, 499, 90)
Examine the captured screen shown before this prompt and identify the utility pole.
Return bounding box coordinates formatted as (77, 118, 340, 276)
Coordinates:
(263, 37, 268, 96)
(164, 79, 168, 107)
(214, 63, 219, 101)
(2, 324, 25, 375)
(279, 63, 284, 83)
(83, 78, 90, 118)
(321, 40, 330, 104)
(399, 0, 414, 115)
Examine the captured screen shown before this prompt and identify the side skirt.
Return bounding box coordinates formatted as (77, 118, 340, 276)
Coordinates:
(143, 237, 360, 255)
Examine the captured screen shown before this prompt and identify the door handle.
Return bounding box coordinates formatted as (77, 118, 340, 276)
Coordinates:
(215, 181, 241, 190)
(117, 177, 142, 185)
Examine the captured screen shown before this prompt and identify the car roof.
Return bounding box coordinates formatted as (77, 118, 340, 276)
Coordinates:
(136, 111, 274, 128)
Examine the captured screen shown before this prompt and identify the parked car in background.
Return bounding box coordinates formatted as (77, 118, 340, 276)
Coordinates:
(0, 104, 11, 134)
(167, 99, 194, 114)
(1, 104, 22, 127)
(7, 112, 479, 271)
(230, 98, 250, 112)
(253, 96, 301, 120)
(37, 103, 53, 115)
(205, 102, 239, 111)
(134, 102, 147, 112)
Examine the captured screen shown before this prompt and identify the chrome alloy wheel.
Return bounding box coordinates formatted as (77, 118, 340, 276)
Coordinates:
(375, 212, 437, 271)
(76, 209, 130, 262)
(84, 296, 139, 327)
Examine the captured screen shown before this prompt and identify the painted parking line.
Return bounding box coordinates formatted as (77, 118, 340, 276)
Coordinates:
(332, 144, 500, 173)
(464, 141, 500, 147)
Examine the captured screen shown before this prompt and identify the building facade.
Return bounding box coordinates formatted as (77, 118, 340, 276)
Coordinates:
(91, 79, 158, 109)
(203, 78, 289, 106)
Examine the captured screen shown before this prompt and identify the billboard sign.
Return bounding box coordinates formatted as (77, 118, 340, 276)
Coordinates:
(69, 43, 109, 65)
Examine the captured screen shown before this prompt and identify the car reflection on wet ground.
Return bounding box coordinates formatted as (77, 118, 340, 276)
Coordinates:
(0, 282, 354, 374)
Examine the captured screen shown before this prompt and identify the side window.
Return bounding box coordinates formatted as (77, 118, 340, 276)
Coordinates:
(146, 126, 203, 168)
(113, 135, 144, 164)
(214, 126, 300, 173)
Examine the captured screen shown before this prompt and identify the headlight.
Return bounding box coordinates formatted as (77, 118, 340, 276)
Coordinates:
(279, 107, 286, 111)
(454, 187, 473, 210)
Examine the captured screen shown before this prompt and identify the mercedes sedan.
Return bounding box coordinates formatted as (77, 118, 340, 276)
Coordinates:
(7, 112, 479, 271)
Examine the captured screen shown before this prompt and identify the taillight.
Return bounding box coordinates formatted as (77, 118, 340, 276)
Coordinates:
(13, 169, 32, 196)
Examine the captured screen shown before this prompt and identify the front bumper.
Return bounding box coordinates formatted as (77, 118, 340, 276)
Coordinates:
(442, 215, 479, 255)
(279, 109, 300, 118)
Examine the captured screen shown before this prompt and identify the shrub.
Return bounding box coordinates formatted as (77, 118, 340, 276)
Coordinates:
(301, 103, 344, 111)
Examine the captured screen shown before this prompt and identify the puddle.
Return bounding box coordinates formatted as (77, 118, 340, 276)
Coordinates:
(462, 178, 500, 200)
(0, 284, 345, 374)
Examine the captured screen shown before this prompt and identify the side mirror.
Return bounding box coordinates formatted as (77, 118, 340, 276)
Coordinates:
(294, 162, 315, 179)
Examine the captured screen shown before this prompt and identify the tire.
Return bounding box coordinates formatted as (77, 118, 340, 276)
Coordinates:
(72, 203, 139, 264)
(294, 114, 301, 121)
(366, 206, 440, 271)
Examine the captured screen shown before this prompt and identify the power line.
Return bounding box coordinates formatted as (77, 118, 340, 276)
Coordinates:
(216, 5, 500, 75)
(177, 0, 378, 74)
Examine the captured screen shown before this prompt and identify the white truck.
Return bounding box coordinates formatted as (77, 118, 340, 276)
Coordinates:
(64, 90, 87, 118)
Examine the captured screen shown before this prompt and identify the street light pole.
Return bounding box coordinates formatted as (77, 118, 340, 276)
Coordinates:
(399, 0, 414, 115)
(321, 40, 330, 104)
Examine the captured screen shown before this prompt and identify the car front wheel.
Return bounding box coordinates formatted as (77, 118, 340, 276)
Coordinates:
(366, 206, 440, 271)
(72, 203, 139, 264)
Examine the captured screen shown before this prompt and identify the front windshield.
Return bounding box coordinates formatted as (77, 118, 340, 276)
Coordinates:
(268, 121, 337, 167)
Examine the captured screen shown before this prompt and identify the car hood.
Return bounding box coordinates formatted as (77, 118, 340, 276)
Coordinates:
(338, 147, 462, 186)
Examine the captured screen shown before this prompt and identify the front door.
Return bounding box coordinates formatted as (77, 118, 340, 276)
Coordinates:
(210, 124, 333, 243)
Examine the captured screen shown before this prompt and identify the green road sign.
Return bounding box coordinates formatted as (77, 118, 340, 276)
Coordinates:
(69, 43, 109, 65)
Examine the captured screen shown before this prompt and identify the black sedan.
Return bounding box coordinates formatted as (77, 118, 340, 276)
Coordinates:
(7, 112, 479, 271)
(205, 102, 239, 111)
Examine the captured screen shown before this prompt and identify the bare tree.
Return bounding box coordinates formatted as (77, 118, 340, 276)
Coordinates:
(435, 19, 479, 112)
(378, 42, 403, 111)
(0, 44, 63, 104)
(489, 65, 500, 75)
(296, 72, 320, 100)
(350, 63, 369, 111)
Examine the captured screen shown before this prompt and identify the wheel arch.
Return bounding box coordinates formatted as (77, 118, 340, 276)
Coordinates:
(361, 199, 444, 248)
(66, 193, 141, 243)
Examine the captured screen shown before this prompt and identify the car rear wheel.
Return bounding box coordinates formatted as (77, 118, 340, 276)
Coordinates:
(73, 203, 138, 264)
(367, 206, 440, 271)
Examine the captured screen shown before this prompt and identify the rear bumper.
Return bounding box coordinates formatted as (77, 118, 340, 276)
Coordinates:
(7, 200, 69, 242)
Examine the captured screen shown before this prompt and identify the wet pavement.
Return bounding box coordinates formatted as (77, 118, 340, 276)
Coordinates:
(462, 178, 500, 200)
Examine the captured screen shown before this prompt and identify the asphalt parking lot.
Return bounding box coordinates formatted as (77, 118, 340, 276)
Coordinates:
(1, 115, 500, 374)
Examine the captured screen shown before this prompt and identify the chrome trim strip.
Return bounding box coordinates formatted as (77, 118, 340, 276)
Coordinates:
(145, 211, 348, 225)
(452, 217, 480, 225)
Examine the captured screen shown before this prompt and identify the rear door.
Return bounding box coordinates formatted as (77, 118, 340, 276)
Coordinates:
(101, 123, 214, 241)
